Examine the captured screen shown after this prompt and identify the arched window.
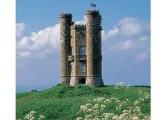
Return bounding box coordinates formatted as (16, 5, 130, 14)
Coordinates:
(79, 46, 86, 55)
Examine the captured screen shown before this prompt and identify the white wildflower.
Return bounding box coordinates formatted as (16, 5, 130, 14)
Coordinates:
(85, 114, 92, 119)
(76, 117, 83, 120)
(39, 115, 46, 120)
(93, 110, 99, 115)
(93, 104, 99, 109)
(93, 97, 105, 102)
(101, 104, 106, 109)
(93, 118, 101, 120)
(86, 103, 92, 107)
(80, 105, 87, 112)
(87, 108, 93, 112)
(132, 116, 140, 120)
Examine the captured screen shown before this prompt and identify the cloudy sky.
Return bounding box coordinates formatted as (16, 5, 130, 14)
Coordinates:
(16, 0, 150, 92)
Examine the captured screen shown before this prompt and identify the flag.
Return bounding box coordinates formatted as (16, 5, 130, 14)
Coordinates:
(91, 2, 96, 7)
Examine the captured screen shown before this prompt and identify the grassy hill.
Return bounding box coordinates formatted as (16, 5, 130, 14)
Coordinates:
(16, 84, 150, 120)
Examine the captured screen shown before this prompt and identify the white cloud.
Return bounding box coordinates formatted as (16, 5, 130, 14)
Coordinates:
(103, 26, 119, 39)
(121, 40, 133, 50)
(75, 20, 85, 24)
(118, 17, 142, 37)
(16, 18, 86, 59)
(75, 16, 86, 24)
(16, 23, 27, 40)
(102, 17, 150, 61)
(104, 17, 149, 39)
(17, 17, 150, 61)
(107, 40, 135, 52)
(18, 51, 31, 58)
(16, 23, 60, 58)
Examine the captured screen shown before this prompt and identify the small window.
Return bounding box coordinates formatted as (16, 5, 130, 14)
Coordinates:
(79, 46, 86, 55)
(79, 62, 86, 72)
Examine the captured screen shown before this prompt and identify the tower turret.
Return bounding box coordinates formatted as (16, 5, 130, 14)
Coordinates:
(85, 10, 104, 86)
(59, 13, 72, 84)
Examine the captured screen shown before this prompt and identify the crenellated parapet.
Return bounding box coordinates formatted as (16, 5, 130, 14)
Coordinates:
(86, 10, 101, 17)
(59, 13, 72, 18)
(71, 24, 86, 30)
(86, 9, 99, 14)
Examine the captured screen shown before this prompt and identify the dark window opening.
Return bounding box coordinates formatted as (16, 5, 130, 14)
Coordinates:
(79, 46, 86, 55)
(79, 62, 86, 72)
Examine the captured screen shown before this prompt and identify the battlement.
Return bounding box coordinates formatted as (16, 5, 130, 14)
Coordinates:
(71, 24, 86, 29)
(86, 9, 100, 15)
(60, 13, 72, 18)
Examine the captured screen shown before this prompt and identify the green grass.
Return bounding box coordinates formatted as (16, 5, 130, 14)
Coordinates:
(16, 84, 150, 120)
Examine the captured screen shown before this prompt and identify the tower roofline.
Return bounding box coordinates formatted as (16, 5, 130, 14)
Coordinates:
(59, 13, 72, 18)
(71, 24, 86, 29)
(85, 9, 100, 15)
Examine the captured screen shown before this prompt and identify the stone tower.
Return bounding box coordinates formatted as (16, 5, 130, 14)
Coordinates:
(59, 9, 104, 86)
(59, 13, 72, 84)
(85, 10, 103, 86)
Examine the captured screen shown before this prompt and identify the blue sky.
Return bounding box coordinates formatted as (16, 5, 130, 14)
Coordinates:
(16, 0, 150, 92)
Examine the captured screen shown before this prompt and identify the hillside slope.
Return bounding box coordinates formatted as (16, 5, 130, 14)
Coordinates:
(16, 84, 150, 120)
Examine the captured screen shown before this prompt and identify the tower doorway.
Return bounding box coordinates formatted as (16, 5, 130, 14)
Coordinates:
(78, 78, 86, 84)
